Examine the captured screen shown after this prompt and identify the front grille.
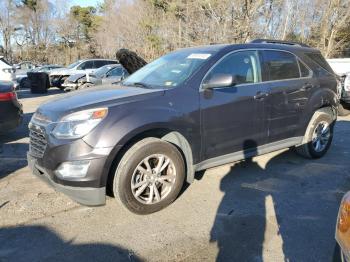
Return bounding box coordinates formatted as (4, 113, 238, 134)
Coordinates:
(29, 125, 47, 158)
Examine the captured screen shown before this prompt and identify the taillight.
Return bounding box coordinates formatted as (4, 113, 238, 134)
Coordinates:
(0, 92, 16, 101)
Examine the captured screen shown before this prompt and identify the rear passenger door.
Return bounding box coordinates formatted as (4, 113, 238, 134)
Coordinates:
(261, 50, 314, 143)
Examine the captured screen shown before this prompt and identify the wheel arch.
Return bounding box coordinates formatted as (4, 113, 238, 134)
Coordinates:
(104, 128, 195, 196)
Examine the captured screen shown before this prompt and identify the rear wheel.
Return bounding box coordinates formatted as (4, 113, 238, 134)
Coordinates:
(295, 108, 335, 159)
(113, 138, 185, 214)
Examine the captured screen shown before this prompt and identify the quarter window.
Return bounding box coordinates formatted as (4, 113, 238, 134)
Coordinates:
(299, 61, 311, 77)
(263, 50, 300, 81)
(204, 50, 261, 86)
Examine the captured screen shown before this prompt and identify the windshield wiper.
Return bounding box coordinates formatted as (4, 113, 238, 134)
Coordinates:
(126, 82, 152, 89)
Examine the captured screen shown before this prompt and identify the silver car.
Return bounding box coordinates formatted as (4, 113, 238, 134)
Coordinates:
(62, 64, 128, 91)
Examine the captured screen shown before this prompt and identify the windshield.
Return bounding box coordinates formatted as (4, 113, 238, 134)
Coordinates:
(94, 65, 114, 78)
(123, 50, 214, 88)
(67, 60, 82, 69)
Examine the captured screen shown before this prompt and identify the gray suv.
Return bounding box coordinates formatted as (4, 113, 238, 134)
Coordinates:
(28, 40, 339, 214)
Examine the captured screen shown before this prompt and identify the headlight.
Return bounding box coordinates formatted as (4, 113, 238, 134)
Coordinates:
(52, 108, 108, 139)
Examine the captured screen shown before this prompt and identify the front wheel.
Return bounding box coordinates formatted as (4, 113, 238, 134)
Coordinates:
(113, 138, 185, 214)
(295, 108, 335, 159)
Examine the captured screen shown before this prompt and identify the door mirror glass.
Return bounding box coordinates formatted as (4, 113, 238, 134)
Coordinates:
(202, 74, 235, 89)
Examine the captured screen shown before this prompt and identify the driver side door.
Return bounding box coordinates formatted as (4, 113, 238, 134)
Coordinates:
(200, 50, 269, 161)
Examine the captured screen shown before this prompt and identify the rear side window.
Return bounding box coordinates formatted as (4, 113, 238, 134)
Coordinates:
(78, 61, 93, 70)
(262, 50, 300, 81)
(107, 60, 118, 65)
(306, 53, 333, 73)
(204, 50, 262, 86)
(94, 60, 106, 68)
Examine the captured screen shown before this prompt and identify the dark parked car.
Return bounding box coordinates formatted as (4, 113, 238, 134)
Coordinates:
(17, 65, 63, 89)
(0, 81, 22, 132)
(62, 64, 129, 91)
(27, 40, 339, 214)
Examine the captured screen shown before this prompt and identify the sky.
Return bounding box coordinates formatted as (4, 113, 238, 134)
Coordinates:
(69, 0, 102, 7)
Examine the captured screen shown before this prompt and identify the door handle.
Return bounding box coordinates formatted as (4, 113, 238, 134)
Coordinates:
(301, 83, 313, 91)
(254, 91, 269, 100)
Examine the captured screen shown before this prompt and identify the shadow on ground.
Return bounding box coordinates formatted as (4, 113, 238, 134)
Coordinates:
(210, 120, 350, 261)
(0, 225, 141, 262)
(0, 113, 33, 178)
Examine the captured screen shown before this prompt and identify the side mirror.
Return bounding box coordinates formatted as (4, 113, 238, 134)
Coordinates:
(202, 74, 236, 89)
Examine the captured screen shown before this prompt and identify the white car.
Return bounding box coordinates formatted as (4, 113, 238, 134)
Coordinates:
(327, 58, 350, 116)
(49, 59, 118, 89)
(0, 56, 15, 82)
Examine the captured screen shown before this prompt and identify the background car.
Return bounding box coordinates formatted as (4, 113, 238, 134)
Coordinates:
(17, 64, 63, 89)
(49, 59, 119, 89)
(335, 191, 350, 262)
(62, 64, 129, 91)
(0, 80, 22, 133)
(327, 58, 350, 116)
(0, 56, 15, 82)
(13, 61, 38, 76)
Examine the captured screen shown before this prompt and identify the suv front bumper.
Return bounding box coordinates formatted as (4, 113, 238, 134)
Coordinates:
(27, 153, 106, 206)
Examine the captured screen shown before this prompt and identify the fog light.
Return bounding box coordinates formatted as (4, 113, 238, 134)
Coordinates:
(55, 161, 90, 178)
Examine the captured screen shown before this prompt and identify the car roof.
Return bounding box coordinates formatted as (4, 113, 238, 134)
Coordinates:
(175, 42, 319, 55)
(79, 58, 118, 62)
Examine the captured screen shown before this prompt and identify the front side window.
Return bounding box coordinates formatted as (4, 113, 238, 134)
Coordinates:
(263, 50, 300, 81)
(67, 60, 82, 69)
(78, 61, 93, 70)
(108, 67, 123, 76)
(203, 50, 262, 86)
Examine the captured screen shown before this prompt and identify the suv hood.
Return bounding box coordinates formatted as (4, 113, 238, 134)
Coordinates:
(37, 85, 164, 121)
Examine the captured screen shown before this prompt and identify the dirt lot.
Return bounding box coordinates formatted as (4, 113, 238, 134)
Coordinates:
(1, 89, 350, 262)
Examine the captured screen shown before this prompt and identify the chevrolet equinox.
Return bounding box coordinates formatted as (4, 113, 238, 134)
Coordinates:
(28, 40, 339, 214)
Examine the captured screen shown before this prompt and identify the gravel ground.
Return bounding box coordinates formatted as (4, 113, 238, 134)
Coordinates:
(0, 88, 349, 262)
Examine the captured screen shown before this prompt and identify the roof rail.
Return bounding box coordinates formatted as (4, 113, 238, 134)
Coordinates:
(250, 39, 310, 48)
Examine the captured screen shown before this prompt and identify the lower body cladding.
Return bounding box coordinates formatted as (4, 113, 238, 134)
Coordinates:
(27, 136, 116, 206)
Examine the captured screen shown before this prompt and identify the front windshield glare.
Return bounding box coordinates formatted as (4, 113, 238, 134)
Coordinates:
(123, 51, 213, 88)
(67, 60, 82, 69)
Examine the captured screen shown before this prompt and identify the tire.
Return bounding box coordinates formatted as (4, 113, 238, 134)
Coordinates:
(295, 108, 335, 159)
(338, 103, 350, 116)
(58, 76, 68, 90)
(113, 138, 185, 214)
